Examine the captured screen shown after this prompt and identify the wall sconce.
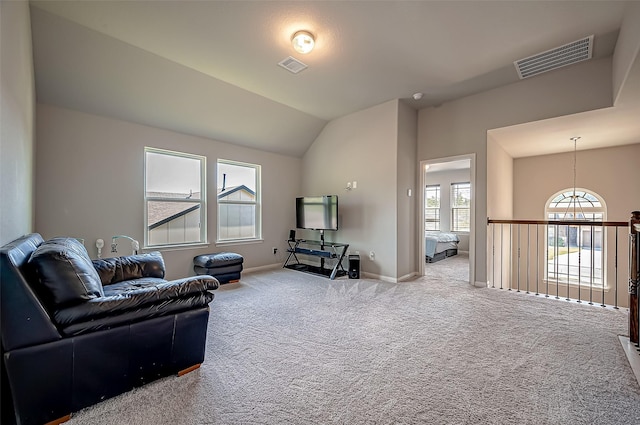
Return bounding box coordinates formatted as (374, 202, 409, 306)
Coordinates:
(292, 30, 315, 54)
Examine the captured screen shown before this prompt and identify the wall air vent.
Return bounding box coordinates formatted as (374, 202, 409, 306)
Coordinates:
(514, 35, 593, 79)
(278, 56, 308, 74)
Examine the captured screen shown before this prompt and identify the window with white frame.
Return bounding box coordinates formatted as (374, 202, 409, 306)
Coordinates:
(144, 148, 206, 247)
(451, 182, 470, 232)
(425, 185, 441, 231)
(217, 159, 261, 242)
(545, 189, 606, 287)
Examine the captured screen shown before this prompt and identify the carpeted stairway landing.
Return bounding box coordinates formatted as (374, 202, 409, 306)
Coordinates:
(67, 265, 640, 424)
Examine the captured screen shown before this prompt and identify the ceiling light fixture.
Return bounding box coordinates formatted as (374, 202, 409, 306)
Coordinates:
(413, 93, 423, 100)
(291, 30, 315, 54)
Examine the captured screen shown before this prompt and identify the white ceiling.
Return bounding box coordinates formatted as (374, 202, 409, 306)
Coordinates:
(29, 1, 640, 158)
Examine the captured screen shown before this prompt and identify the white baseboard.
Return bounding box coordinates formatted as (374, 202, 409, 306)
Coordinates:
(361, 271, 398, 283)
(619, 335, 640, 388)
(398, 272, 418, 282)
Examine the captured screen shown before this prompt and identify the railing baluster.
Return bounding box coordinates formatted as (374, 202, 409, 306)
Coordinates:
(500, 223, 503, 290)
(509, 223, 512, 291)
(589, 224, 594, 305)
(577, 224, 582, 303)
(614, 228, 619, 309)
(566, 223, 571, 301)
(527, 224, 530, 294)
(553, 224, 560, 300)
(491, 223, 495, 288)
(536, 225, 540, 295)
(600, 227, 604, 307)
(517, 223, 521, 292)
(546, 223, 550, 298)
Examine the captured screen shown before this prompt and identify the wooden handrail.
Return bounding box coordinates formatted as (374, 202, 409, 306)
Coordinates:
(487, 218, 628, 227)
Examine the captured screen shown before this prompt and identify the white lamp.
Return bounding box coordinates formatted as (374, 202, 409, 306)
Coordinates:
(292, 30, 315, 54)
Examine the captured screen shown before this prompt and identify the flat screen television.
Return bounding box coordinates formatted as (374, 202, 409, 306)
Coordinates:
(296, 195, 338, 231)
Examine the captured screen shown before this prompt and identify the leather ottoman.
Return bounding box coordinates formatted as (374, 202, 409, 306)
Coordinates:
(193, 252, 243, 284)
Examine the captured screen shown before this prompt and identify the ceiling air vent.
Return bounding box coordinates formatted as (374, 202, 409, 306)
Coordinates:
(278, 56, 308, 74)
(514, 35, 593, 79)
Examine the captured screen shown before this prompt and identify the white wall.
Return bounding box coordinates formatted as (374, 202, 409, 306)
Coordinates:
(0, 0, 35, 245)
(301, 100, 402, 281)
(35, 104, 302, 280)
(418, 56, 614, 285)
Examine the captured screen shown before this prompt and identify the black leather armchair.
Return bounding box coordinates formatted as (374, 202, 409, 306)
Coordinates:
(1, 233, 219, 425)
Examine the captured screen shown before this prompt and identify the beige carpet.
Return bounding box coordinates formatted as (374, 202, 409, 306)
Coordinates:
(67, 264, 640, 424)
(424, 250, 469, 282)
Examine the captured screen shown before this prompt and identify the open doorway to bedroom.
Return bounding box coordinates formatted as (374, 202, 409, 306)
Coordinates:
(419, 155, 475, 285)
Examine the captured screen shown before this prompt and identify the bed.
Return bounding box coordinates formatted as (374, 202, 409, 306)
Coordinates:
(425, 231, 460, 263)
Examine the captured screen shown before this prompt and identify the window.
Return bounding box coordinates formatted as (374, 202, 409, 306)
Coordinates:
(217, 159, 261, 242)
(144, 148, 206, 247)
(451, 182, 470, 232)
(545, 189, 605, 287)
(425, 185, 440, 231)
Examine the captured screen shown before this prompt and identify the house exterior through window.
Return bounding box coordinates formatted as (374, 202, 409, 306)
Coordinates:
(425, 185, 441, 231)
(217, 159, 261, 242)
(144, 147, 207, 248)
(451, 182, 471, 232)
(545, 188, 606, 287)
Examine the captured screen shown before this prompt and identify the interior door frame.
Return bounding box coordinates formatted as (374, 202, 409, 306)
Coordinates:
(419, 153, 476, 285)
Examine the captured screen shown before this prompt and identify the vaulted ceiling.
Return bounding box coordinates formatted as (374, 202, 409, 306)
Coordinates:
(30, 1, 640, 158)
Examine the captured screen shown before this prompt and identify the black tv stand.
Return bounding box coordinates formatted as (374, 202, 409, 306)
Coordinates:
(283, 236, 349, 280)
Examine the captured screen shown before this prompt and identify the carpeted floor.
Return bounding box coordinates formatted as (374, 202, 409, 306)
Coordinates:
(424, 251, 469, 282)
(67, 260, 640, 424)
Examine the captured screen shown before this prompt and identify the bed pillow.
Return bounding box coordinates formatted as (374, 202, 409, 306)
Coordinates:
(29, 237, 104, 307)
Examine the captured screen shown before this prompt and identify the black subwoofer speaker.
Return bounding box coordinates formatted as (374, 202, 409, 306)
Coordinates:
(348, 254, 360, 279)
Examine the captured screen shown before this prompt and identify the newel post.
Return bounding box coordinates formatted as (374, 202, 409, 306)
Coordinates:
(630, 211, 640, 344)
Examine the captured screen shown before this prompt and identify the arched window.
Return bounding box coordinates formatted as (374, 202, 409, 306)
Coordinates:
(545, 188, 606, 287)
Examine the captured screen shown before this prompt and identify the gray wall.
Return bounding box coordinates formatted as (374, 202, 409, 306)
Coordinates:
(35, 104, 302, 280)
(486, 135, 513, 222)
(0, 0, 35, 245)
(396, 101, 418, 280)
(613, 1, 640, 105)
(419, 57, 614, 285)
(301, 100, 406, 281)
(513, 144, 640, 222)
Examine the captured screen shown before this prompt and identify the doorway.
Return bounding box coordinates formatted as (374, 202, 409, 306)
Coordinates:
(419, 154, 475, 285)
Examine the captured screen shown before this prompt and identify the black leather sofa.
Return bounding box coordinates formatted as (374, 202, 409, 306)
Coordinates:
(1, 233, 219, 425)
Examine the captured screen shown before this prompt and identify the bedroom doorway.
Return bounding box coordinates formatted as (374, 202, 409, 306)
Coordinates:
(419, 154, 475, 285)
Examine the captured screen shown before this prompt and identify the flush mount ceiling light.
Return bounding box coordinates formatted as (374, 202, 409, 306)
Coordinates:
(291, 30, 315, 54)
